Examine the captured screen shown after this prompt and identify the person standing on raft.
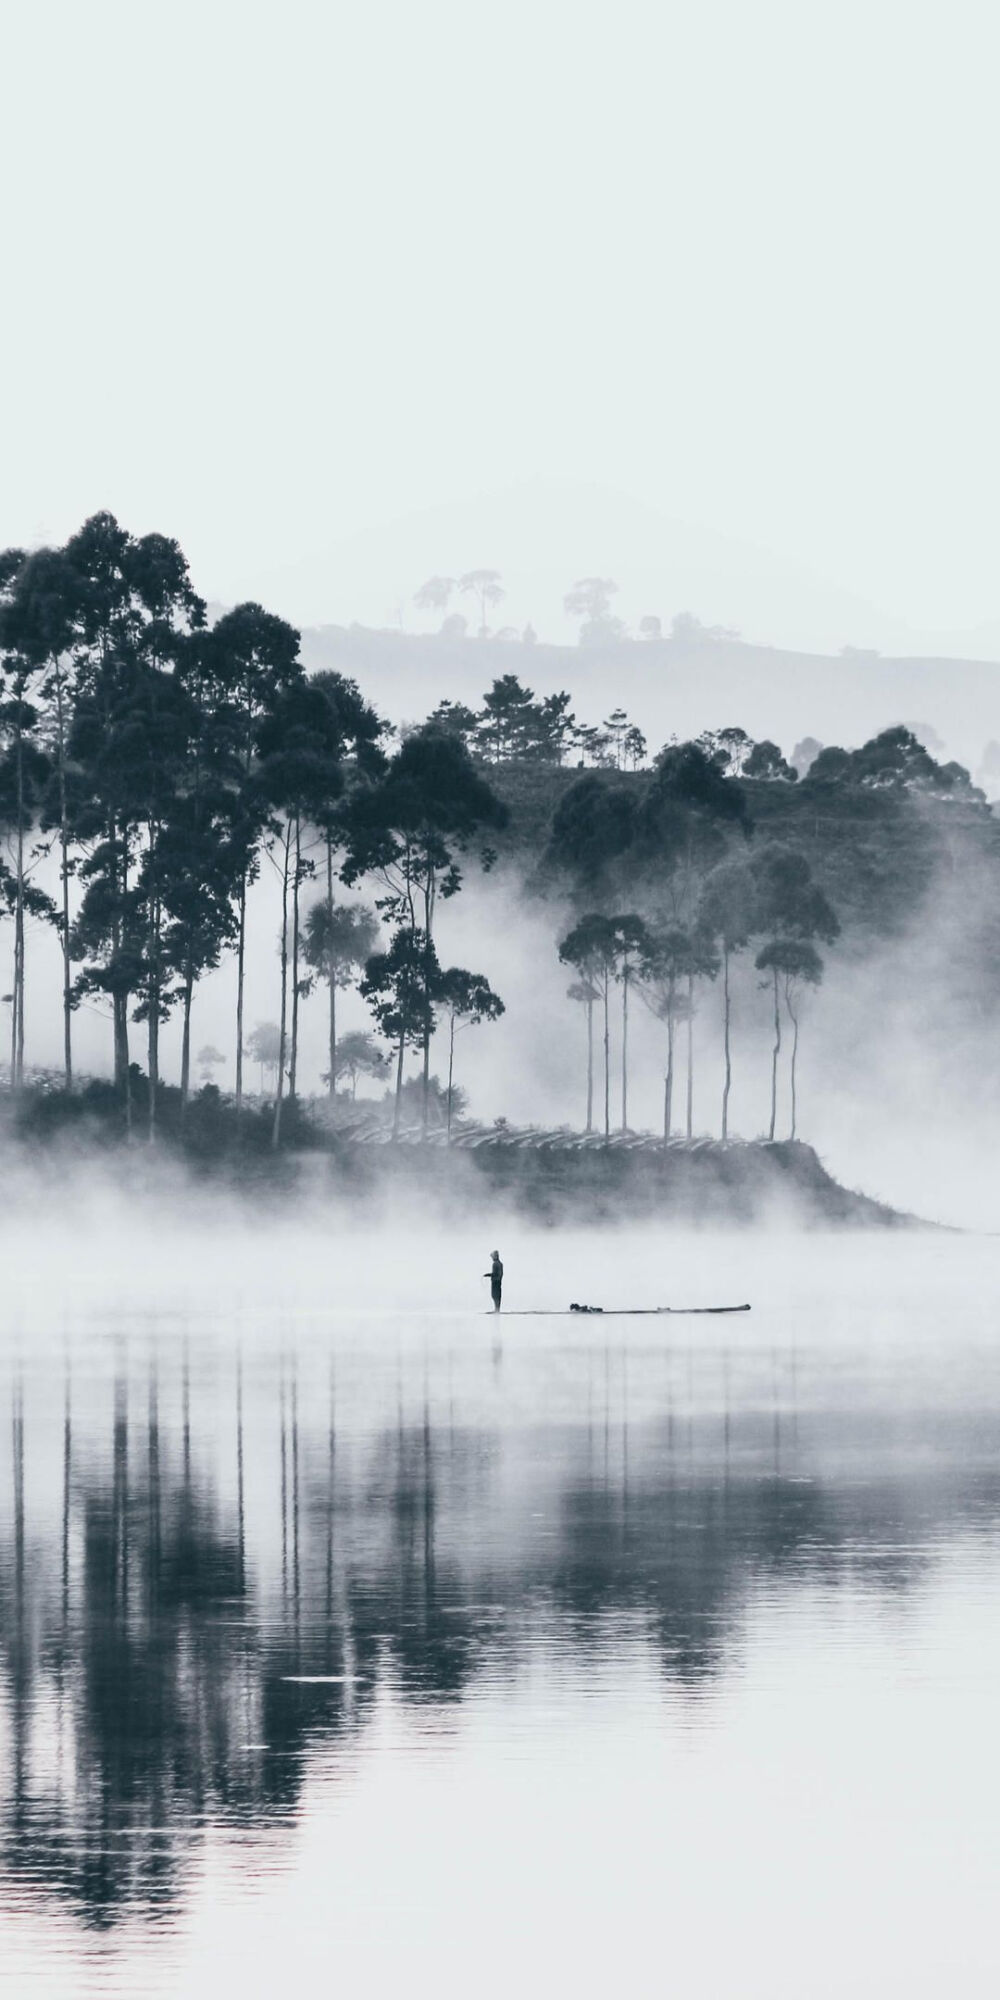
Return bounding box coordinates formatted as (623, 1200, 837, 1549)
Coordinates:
(485, 1250, 503, 1312)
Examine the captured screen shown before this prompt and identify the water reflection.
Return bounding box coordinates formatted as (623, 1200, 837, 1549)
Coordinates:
(1, 1324, 999, 1940)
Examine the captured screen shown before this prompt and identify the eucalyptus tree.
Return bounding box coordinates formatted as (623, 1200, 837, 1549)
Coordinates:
(698, 857, 758, 1140)
(612, 914, 652, 1132)
(752, 845, 839, 1140)
(245, 1020, 281, 1094)
(0, 555, 56, 1089)
(638, 925, 692, 1144)
(0, 544, 78, 1086)
(252, 680, 347, 1145)
(209, 603, 302, 1111)
(458, 569, 504, 636)
(301, 899, 379, 1099)
(343, 725, 507, 1129)
(755, 939, 823, 1139)
(637, 739, 751, 918)
(196, 1044, 225, 1087)
(565, 978, 599, 1132)
(331, 1029, 388, 1100)
(60, 514, 205, 1136)
(544, 773, 637, 902)
(558, 914, 621, 1139)
(437, 965, 504, 1138)
(305, 668, 385, 1097)
(164, 625, 245, 1109)
(360, 926, 442, 1137)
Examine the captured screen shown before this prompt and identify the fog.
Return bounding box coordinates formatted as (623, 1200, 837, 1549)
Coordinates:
(7, 4, 1000, 658)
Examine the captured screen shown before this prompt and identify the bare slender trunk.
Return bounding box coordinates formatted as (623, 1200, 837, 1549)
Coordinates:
(447, 1013, 456, 1140)
(721, 945, 732, 1142)
(421, 877, 435, 1136)
(147, 842, 159, 1145)
(180, 967, 194, 1108)
(235, 876, 247, 1112)
(621, 962, 629, 1134)
(393, 1026, 405, 1138)
(585, 996, 594, 1133)
(768, 965, 781, 1141)
(54, 665, 72, 1088)
(117, 825, 132, 1142)
(786, 978, 799, 1140)
(664, 978, 675, 1147)
(12, 722, 24, 1092)
(685, 970, 694, 1140)
(602, 971, 610, 1140)
(271, 822, 291, 1149)
(326, 837, 336, 1099)
(289, 815, 301, 1103)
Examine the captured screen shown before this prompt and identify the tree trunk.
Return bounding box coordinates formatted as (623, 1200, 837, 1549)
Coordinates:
(664, 979, 675, 1147)
(768, 965, 781, 1142)
(721, 945, 732, 1142)
(602, 972, 610, 1140)
(289, 814, 301, 1103)
(326, 837, 336, 1099)
(621, 961, 629, 1134)
(685, 971, 694, 1140)
(147, 848, 159, 1145)
(271, 822, 291, 1150)
(12, 722, 24, 1093)
(180, 966, 194, 1109)
(393, 1026, 406, 1139)
(786, 979, 799, 1140)
(585, 996, 594, 1133)
(421, 878, 435, 1137)
(235, 875, 247, 1112)
(54, 663, 73, 1089)
(447, 1013, 456, 1141)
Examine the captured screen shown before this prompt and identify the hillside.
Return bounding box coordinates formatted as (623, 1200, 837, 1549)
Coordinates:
(300, 622, 1000, 783)
(485, 760, 1000, 963)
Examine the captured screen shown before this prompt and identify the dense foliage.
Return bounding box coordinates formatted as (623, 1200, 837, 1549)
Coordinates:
(2, 512, 992, 1152)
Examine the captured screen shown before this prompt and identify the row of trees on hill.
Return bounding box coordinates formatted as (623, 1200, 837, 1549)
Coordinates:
(412, 571, 741, 649)
(0, 514, 512, 1143)
(429, 677, 646, 768)
(2, 511, 985, 1148)
(550, 742, 841, 1143)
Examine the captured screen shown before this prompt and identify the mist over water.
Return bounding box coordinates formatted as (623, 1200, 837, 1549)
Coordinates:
(2, 1227, 999, 1997)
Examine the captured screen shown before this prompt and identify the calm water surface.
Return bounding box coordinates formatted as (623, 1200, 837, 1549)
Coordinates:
(1, 1228, 998, 1997)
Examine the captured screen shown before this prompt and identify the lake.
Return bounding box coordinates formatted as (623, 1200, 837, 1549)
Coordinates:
(1, 1223, 998, 1997)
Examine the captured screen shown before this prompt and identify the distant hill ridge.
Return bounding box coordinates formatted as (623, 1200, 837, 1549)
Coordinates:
(300, 622, 1000, 778)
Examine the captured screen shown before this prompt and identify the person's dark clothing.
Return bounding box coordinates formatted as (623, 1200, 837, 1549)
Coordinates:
(490, 1259, 503, 1311)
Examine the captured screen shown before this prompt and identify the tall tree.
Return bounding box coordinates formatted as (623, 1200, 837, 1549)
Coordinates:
(752, 846, 838, 1140)
(252, 681, 346, 1145)
(563, 578, 624, 646)
(637, 926, 701, 1145)
(1, 546, 78, 1087)
(612, 914, 651, 1133)
(330, 1029, 389, 1100)
(698, 857, 758, 1140)
(301, 900, 378, 1100)
(343, 726, 507, 1131)
(754, 939, 824, 1139)
(437, 965, 504, 1138)
(360, 926, 441, 1137)
(209, 604, 302, 1113)
(61, 514, 205, 1137)
(565, 978, 599, 1132)
(0, 576, 55, 1090)
(558, 914, 621, 1139)
(458, 569, 504, 637)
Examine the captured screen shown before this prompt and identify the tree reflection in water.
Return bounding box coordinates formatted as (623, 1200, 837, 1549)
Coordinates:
(1, 1332, 998, 1930)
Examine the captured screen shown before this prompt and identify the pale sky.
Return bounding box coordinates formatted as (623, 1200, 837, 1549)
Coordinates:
(3, 0, 999, 652)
